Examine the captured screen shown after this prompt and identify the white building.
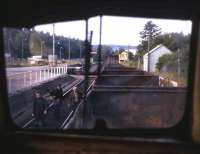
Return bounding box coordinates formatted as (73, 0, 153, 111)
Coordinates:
(143, 44, 172, 72)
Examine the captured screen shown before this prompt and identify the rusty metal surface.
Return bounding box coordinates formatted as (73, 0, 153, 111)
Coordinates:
(81, 89, 187, 129)
(93, 85, 186, 92)
(69, 64, 186, 129)
(103, 70, 147, 75)
(105, 67, 137, 71)
(96, 75, 159, 86)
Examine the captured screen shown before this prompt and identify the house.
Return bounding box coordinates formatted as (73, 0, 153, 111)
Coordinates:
(119, 51, 129, 63)
(143, 44, 172, 72)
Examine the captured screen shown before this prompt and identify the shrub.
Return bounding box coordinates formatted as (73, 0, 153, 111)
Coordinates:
(156, 54, 173, 71)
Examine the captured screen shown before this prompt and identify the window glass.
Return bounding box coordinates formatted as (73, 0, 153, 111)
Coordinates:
(4, 20, 86, 129)
(4, 16, 192, 129)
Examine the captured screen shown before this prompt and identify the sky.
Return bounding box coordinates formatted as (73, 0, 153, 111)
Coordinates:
(35, 16, 192, 46)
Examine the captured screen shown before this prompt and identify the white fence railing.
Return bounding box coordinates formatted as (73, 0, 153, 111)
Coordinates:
(7, 65, 68, 94)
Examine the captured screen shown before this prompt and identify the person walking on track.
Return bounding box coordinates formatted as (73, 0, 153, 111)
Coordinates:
(70, 86, 83, 108)
(53, 85, 63, 120)
(32, 91, 47, 127)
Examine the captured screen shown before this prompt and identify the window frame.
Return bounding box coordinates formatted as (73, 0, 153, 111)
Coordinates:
(0, 15, 198, 142)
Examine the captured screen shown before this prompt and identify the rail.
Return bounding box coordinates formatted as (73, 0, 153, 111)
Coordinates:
(22, 79, 84, 128)
(22, 78, 96, 129)
(60, 79, 96, 128)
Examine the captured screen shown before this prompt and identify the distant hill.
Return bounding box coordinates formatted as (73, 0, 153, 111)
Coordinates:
(92, 44, 136, 51)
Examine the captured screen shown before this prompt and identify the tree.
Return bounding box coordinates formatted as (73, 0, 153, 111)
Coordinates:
(3, 28, 31, 58)
(139, 21, 161, 41)
(128, 52, 134, 60)
(29, 31, 41, 56)
(136, 20, 190, 84)
(137, 21, 161, 57)
(118, 48, 125, 54)
(154, 33, 190, 85)
(101, 45, 113, 59)
(156, 54, 173, 71)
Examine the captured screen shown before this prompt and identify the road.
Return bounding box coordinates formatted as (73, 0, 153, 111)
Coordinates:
(7, 65, 58, 76)
(6, 64, 82, 76)
(6, 65, 68, 94)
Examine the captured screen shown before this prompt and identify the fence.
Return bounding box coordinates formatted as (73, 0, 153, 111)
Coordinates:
(7, 65, 68, 94)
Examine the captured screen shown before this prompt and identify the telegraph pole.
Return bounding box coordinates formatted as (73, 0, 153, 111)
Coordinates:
(80, 44, 82, 59)
(177, 48, 181, 81)
(68, 37, 71, 60)
(52, 23, 55, 65)
(21, 38, 24, 59)
(41, 41, 44, 57)
(137, 56, 140, 69)
(60, 47, 62, 60)
(21, 28, 24, 60)
(97, 16, 102, 76)
(147, 36, 150, 72)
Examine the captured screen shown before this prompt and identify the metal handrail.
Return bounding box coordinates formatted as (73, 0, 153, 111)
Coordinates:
(60, 79, 96, 129)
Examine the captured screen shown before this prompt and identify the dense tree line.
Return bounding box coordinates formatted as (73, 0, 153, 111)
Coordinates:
(155, 33, 190, 72)
(3, 28, 85, 59)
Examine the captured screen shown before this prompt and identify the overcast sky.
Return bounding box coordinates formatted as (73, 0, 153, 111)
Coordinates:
(35, 16, 192, 46)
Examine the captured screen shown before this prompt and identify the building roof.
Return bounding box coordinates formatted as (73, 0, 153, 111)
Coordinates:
(143, 44, 172, 56)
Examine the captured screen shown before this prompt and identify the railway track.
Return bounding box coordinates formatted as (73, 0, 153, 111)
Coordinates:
(22, 79, 84, 128)
(23, 63, 182, 129)
(23, 77, 96, 129)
